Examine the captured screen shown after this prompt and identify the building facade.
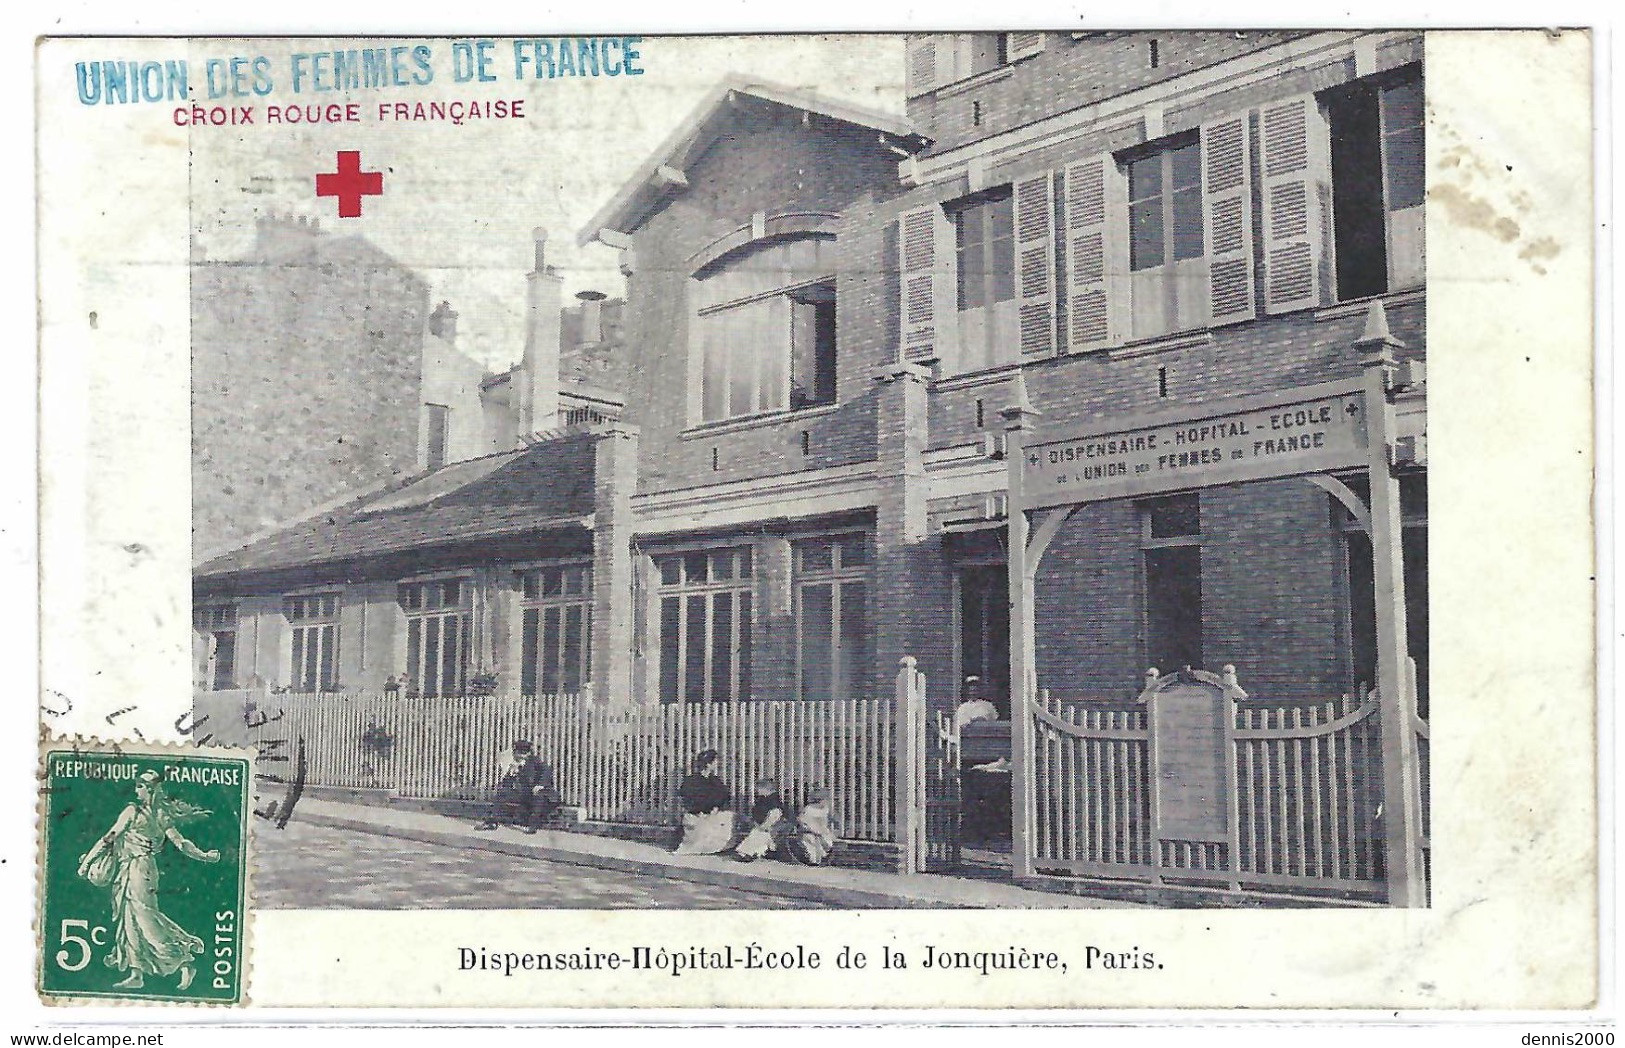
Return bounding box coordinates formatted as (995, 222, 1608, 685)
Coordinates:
(196, 31, 1428, 729)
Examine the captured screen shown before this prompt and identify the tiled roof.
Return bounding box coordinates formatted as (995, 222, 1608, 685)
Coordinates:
(195, 435, 598, 581)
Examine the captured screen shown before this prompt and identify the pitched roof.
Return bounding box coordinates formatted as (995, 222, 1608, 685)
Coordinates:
(195, 435, 598, 583)
(577, 76, 929, 245)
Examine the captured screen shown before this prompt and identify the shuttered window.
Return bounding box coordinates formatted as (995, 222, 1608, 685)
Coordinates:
(1062, 154, 1127, 352)
(1201, 113, 1257, 325)
(1128, 136, 1207, 338)
(898, 204, 957, 366)
(1260, 94, 1334, 313)
(951, 190, 1016, 373)
(1325, 67, 1425, 300)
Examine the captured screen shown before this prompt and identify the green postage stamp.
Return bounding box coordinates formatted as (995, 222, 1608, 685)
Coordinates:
(37, 736, 252, 1005)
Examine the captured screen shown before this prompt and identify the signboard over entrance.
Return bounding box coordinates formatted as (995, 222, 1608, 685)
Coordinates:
(1018, 378, 1369, 510)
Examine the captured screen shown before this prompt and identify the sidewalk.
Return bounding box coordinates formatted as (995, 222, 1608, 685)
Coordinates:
(288, 796, 1143, 909)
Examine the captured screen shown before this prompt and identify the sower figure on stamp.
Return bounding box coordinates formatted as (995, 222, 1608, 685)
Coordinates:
(476, 740, 559, 834)
(76, 770, 220, 990)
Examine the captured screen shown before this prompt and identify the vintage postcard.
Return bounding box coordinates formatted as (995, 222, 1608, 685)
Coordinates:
(31, 29, 1596, 1012)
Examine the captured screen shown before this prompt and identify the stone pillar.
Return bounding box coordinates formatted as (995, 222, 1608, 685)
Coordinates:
(590, 422, 639, 703)
(871, 362, 948, 700)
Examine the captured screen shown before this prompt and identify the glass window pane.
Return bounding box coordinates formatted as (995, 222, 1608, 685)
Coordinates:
(838, 580, 869, 699)
(799, 540, 833, 573)
(701, 316, 726, 422)
(290, 630, 305, 691)
(320, 624, 337, 688)
(562, 606, 584, 693)
(541, 606, 562, 694)
(1129, 155, 1162, 202)
(839, 535, 870, 567)
(441, 615, 462, 695)
(1170, 140, 1202, 191)
(659, 596, 681, 704)
(683, 551, 708, 584)
(684, 595, 708, 702)
(799, 583, 834, 701)
(1130, 198, 1164, 271)
(759, 296, 788, 413)
(423, 617, 441, 697)
(406, 618, 421, 691)
(710, 551, 734, 581)
(1147, 492, 1201, 538)
(1171, 186, 1204, 261)
(658, 557, 681, 587)
(712, 596, 734, 703)
(737, 593, 753, 701)
(521, 608, 539, 695)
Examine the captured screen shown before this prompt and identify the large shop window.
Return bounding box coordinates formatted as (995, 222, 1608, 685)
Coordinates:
(283, 593, 340, 692)
(1326, 67, 1425, 300)
(194, 604, 237, 692)
(795, 535, 871, 702)
(1128, 135, 1207, 339)
(953, 189, 1018, 372)
(656, 547, 753, 703)
(399, 579, 471, 698)
(519, 564, 593, 697)
(1140, 494, 1203, 674)
(693, 236, 837, 424)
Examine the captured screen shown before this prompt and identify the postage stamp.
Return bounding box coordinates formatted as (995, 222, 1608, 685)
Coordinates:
(30, 29, 1596, 1011)
(36, 737, 252, 1005)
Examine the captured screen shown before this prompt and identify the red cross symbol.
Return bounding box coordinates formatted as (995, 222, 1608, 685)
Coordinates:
(315, 151, 384, 218)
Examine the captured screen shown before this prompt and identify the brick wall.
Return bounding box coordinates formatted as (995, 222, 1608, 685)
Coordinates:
(191, 245, 429, 556)
(907, 32, 1310, 156)
(621, 108, 901, 497)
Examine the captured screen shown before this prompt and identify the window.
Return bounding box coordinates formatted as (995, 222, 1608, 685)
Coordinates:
(519, 565, 592, 696)
(193, 604, 237, 691)
(655, 547, 753, 703)
(693, 237, 837, 424)
(1128, 135, 1206, 338)
(795, 535, 870, 702)
(907, 34, 1041, 96)
(1326, 67, 1425, 300)
(952, 189, 1017, 372)
(1140, 494, 1202, 673)
(283, 593, 340, 692)
(425, 404, 449, 469)
(399, 579, 470, 698)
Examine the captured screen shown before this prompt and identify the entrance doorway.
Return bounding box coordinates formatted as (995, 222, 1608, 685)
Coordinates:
(957, 563, 1012, 847)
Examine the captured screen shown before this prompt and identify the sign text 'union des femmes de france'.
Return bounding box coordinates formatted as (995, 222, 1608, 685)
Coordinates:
(1020, 385, 1369, 509)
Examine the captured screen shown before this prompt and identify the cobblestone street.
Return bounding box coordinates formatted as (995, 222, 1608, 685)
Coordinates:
(254, 818, 832, 909)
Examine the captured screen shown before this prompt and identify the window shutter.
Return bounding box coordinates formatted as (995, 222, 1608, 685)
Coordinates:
(1201, 113, 1257, 325)
(1012, 171, 1057, 356)
(906, 37, 939, 96)
(1062, 154, 1127, 352)
(898, 205, 956, 365)
(1006, 32, 1046, 61)
(1259, 94, 1333, 314)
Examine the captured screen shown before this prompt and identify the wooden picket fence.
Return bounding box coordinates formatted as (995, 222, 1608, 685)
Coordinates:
(1027, 689, 1388, 896)
(239, 692, 896, 842)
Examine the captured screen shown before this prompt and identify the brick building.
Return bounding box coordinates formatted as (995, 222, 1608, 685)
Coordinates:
(194, 32, 1428, 744)
(192, 219, 629, 693)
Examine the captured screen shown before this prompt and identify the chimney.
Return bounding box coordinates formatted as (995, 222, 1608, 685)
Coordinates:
(520, 227, 562, 436)
(429, 300, 458, 341)
(576, 289, 607, 345)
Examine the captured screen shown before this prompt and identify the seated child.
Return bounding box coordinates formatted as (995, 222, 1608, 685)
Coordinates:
(733, 777, 787, 862)
(787, 785, 840, 866)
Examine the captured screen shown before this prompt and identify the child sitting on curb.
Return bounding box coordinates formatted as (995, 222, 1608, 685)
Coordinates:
(733, 777, 787, 862)
(786, 785, 840, 866)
